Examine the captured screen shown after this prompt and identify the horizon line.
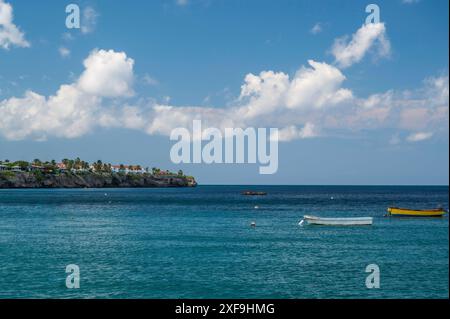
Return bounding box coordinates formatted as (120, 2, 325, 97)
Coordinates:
(194, 184, 450, 187)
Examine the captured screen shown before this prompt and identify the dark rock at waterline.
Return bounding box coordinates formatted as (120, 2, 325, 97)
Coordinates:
(0, 171, 197, 189)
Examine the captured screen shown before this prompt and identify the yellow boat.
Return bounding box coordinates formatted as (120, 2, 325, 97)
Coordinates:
(387, 207, 447, 217)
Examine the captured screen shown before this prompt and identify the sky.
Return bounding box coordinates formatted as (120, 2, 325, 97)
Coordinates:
(0, 0, 448, 185)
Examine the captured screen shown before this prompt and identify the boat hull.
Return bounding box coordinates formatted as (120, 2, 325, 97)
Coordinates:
(241, 191, 267, 196)
(387, 207, 446, 217)
(303, 215, 373, 226)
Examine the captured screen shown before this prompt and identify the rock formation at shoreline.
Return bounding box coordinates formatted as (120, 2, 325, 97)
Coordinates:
(0, 171, 197, 189)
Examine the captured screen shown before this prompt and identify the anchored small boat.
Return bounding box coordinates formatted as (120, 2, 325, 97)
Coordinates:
(241, 191, 267, 196)
(303, 215, 373, 226)
(387, 207, 447, 217)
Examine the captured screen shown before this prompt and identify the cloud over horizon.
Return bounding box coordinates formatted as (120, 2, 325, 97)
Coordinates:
(0, 23, 448, 144)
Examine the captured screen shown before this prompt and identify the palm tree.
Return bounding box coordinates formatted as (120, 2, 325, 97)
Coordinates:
(67, 160, 74, 170)
(102, 163, 111, 172)
(94, 160, 103, 172)
(33, 159, 42, 166)
(178, 170, 184, 176)
(74, 157, 81, 170)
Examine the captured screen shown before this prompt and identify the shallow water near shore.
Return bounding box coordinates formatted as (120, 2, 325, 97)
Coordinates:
(0, 185, 448, 298)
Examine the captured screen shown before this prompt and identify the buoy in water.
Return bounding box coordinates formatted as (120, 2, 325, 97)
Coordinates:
(250, 221, 256, 227)
(254, 205, 259, 209)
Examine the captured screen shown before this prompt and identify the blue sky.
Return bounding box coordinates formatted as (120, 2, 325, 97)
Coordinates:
(0, 0, 448, 185)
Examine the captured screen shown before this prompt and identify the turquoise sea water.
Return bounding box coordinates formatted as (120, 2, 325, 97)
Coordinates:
(0, 186, 448, 299)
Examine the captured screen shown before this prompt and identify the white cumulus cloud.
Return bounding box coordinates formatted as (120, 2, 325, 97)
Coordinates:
(332, 23, 390, 68)
(0, 25, 447, 144)
(236, 60, 353, 120)
(77, 49, 135, 97)
(0, 0, 29, 49)
(407, 132, 433, 142)
(274, 123, 319, 142)
(0, 49, 134, 140)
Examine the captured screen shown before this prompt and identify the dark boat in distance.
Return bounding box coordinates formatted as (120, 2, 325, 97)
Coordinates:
(241, 191, 267, 196)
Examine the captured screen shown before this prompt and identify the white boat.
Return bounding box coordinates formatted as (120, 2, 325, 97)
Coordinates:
(303, 215, 373, 226)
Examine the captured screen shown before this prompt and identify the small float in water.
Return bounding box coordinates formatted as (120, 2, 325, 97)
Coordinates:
(241, 191, 267, 196)
(387, 207, 447, 217)
(303, 215, 373, 226)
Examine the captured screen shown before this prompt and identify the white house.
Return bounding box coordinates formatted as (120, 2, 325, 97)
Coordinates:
(111, 165, 145, 174)
(111, 165, 123, 173)
(29, 165, 44, 172)
(11, 165, 22, 172)
(56, 163, 68, 172)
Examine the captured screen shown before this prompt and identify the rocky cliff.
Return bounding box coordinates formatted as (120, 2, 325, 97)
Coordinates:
(0, 171, 197, 189)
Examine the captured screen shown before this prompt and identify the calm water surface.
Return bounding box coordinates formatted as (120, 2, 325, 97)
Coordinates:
(0, 186, 448, 298)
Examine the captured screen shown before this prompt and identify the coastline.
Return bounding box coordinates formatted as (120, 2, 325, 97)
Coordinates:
(0, 171, 197, 189)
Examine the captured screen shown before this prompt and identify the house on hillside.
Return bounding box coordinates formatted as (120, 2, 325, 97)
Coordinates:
(111, 165, 145, 174)
(29, 165, 44, 172)
(128, 166, 146, 174)
(56, 163, 68, 172)
(157, 170, 174, 176)
(111, 165, 124, 173)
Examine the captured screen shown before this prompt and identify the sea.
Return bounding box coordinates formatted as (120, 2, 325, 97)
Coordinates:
(0, 185, 448, 299)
